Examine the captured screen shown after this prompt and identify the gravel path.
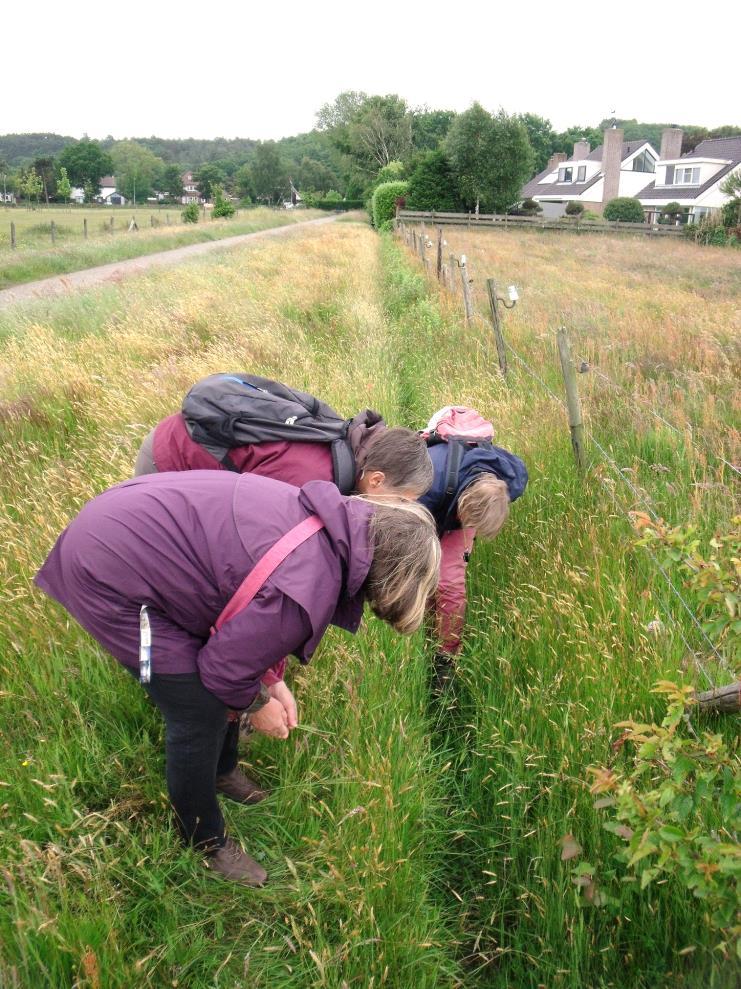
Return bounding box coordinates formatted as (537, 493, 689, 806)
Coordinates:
(0, 214, 339, 310)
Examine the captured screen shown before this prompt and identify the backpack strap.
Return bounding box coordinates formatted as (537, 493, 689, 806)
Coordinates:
(331, 437, 356, 495)
(210, 515, 325, 635)
(439, 440, 464, 521)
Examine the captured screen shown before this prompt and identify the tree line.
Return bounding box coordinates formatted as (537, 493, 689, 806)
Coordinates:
(1, 97, 738, 211)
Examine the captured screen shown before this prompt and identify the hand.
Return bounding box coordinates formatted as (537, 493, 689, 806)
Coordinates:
(267, 680, 298, 730)
(248, 697, 289, 739)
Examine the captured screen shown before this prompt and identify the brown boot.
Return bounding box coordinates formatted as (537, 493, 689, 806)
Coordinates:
(215, 767, 269, 804)
(204, 837, 267, 885)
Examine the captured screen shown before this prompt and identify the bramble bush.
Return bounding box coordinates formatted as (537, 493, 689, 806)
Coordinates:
(582, 517, 740, 959)
(181, 202, 199, 223)
(603, 197, 646, 222)
(371, 180, 408, 231)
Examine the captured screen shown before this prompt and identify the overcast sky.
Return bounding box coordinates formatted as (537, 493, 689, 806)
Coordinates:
(5, 0, 738, 141)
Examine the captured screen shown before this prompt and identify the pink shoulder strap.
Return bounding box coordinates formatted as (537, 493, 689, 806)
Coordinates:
(211, 515, 325, 635)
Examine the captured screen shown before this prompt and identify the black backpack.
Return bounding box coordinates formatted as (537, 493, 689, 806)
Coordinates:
(182, 372, 368, 493)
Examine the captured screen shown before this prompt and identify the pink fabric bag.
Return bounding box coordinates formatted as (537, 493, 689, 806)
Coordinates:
(421, 406, 494, 443)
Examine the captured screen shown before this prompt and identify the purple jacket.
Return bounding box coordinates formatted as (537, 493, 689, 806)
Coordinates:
(34, 473, 375, 709)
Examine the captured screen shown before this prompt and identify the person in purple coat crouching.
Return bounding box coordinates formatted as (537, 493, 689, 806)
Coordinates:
(35, 472, 440, 885)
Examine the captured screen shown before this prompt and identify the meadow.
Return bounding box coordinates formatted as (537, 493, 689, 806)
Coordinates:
(0, 218, 738, 988)
(0, 205, 320, 289)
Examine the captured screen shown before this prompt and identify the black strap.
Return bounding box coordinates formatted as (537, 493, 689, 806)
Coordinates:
(331, 438, 356, 495)
(439, 441, 464, 520)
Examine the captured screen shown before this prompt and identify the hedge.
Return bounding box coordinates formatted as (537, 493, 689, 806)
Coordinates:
(371, 181, 409, 230)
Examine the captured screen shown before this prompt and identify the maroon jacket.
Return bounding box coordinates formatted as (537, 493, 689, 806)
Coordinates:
(35, 473, 375, 710)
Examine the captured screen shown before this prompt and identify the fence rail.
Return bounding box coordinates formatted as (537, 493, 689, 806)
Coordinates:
(398, 209, 684, 237)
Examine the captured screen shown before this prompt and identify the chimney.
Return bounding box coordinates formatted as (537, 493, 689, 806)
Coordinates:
(660, 127, 683, 161)
(602, 127, 624, 203)
(546, 152, 567, 173)
(573, 140, 590, 159)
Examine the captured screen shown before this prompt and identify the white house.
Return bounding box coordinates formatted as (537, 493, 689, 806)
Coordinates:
(96, 176, 127, 205)
(70, 187, 85, 204)
(521, 129, 659, 217)
(181, 171, 204, 205)
(1, 191, 17, 204)
(637, 132, 741, 224)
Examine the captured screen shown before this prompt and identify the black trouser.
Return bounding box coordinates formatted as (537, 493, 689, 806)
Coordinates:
(139, 672, 239, 850)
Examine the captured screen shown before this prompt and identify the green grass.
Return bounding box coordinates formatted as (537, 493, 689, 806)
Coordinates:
(0, 222, 737, 987)
(0, 205, 322, 289)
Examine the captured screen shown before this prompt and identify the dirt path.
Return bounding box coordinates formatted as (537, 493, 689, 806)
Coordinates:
(0, 214, 339, 310)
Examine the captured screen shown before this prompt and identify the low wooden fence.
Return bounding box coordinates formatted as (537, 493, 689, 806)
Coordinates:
(398, 209, 684, 238)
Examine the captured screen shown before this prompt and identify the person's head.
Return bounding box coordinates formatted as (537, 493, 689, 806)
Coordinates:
(355, 428, 433, 500)
(361, 497, 440, 633)
(457, 475, 510, 539)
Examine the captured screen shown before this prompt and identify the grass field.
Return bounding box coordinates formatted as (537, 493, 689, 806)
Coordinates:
(0, 205, 321, 289)
(0, 218, 738, 988)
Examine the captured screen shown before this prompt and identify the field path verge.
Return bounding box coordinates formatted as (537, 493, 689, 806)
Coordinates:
(0, 213, 339, 309)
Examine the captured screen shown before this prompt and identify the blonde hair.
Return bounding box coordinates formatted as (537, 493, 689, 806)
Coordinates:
(358, 496, 441, 634)
(457, 476, 510, 539)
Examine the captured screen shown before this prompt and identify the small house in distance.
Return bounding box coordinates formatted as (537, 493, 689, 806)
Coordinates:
(181, 172, 204, 205)
(521, 128, 659, 217)
(637, 132, 741, 224)
(97, 177, 126, 206)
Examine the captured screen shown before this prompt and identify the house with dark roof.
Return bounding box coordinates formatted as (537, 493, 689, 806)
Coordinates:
(521, 128, 659, 217)
(637, 132, 741, 224)
(181, 171, 204, 205)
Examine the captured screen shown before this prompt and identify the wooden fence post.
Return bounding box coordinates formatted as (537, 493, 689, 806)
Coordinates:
(412, 229, 418, 253)
(10, 222, 16, 249)
(557, 326, 586, 469)
(436, 228, 443, 280)
(83, 218, 88, 239)
(418, 231, 426, 265)
(50, 220, 56, 244)
(110, 216, 114, 233)
(486, 279, 508, 377)
(448, 254, 456, 293)
(459, 255, 474, 323)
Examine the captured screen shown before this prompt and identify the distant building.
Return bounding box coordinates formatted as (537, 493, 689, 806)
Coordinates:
(521, 129, 659, 217)
(181, 171, 204, 205)
(70, 187, 85, 204)
(638, 132, 741, 224)
(97, 176, 127, 206)
(1, 191, 17, 204)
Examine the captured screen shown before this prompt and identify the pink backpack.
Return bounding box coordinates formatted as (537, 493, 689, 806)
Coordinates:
(421, 406, 494, 443)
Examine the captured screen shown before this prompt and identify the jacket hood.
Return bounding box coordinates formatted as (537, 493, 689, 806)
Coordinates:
(297, 479, 375, 601)
(347, 410, 386, 472)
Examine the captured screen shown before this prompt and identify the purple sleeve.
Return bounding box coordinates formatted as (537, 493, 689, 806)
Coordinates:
(196, 585, 311, 709)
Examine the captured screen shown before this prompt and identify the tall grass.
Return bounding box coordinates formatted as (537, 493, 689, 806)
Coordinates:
(0, 219, 737, 987)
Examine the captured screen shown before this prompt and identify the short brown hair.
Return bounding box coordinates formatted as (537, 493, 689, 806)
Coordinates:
(360, 428, 433, 497)
(457, 476, 510, 539)
(361, 497, 440, 633)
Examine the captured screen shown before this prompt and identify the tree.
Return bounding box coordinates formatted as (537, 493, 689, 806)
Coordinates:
(318, 91, 413, 180)
(720, 171, 741, 227)
(181, 202, 199, 223)
(603, 197, 645, 222)
(193, 162, 227, 201)
(160, 164, 184, 200)
(517, 113, 556, 174)
(297, 156, 336, 193)
(249, 142, 289, 205)
(110, 141, 165, 204)
(22, 168, 43, 207)
(234, 163, 255, 202)
(57, 166, 71, 205)
(58, 139, 113, 189)
(33, 156, 57, 203)
(406, 150, 458, 211)
(411, 109, 456, 152)
(550, 125, 603, 158)
(445, 103, 534, 214)
(316, 90, 369, 133)
(212, 185, 236, 218)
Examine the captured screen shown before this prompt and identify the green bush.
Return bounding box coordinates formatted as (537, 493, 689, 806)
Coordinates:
(212, 186, 236, 219)
(371, 181, 408, 230)
(181, 203, 199, 223)
(603, 197, 645, 223)
(405, 151, 458, 212)
(565, 201, 585, 216)
(312, 199, 365, 212)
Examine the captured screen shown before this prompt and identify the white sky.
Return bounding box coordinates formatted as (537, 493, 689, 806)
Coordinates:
(4, 0, 739, 141)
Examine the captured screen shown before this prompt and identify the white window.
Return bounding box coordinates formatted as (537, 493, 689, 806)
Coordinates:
(577, 165, 586, 182)
(674, 167, 700, 185)
(558, 167, 573, 183)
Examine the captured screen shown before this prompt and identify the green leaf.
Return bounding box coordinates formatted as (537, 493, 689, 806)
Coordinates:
(658, 825, 684, 843)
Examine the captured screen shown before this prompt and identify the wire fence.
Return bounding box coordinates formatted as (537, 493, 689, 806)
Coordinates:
(395, 218, 738, 698)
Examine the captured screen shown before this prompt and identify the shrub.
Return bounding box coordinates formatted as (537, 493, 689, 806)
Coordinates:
(405, 151, 458, 212)
(520, 197, 542, 216)
(603, 197, 645, 223)
(181, 203, 199, 223)
(565, 201, 585, 217)
(312, 199, 365, 212)
(371, 180, 408, 230)
(212, 186, 236, 219)
(660, 201, 684, 224)
(583, 210, 601, 220)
